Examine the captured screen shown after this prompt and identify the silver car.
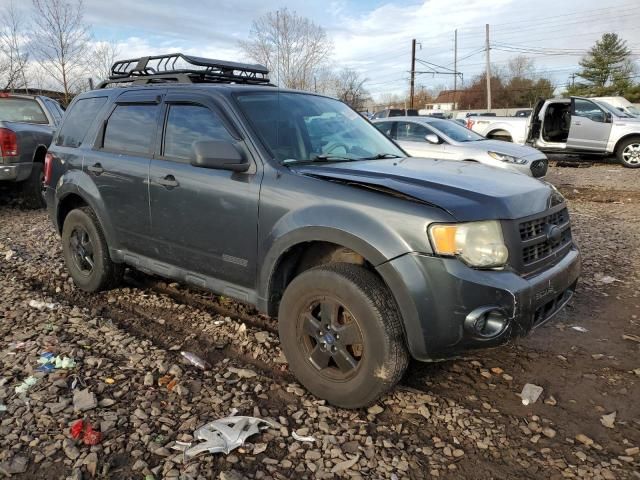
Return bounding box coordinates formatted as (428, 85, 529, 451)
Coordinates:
(373, 116, 548, 177)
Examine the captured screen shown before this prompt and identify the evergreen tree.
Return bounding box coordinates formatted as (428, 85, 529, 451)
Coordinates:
(568, 33, 634, 96)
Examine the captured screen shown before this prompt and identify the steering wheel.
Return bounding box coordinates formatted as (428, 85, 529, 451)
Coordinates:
(323, 142, 350, 155)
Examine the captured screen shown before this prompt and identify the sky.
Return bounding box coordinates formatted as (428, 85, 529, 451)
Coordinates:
(4, 0, 640, 100)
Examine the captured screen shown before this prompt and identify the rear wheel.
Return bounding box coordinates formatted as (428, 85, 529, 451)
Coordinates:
(61, 207, 123, 292)
(617, 137, 640, 168)
(278, 263, 409, 408)
(20, 162, 46, 209)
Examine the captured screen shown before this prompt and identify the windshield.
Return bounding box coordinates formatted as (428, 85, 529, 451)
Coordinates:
(0, 98, 48, 124)
(427, 119, 485, 142)
(596, 100, 633, 118)
(234, 92, 405, 163)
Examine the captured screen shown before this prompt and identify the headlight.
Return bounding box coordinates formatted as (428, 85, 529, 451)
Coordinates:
(488, 151, 527, 164)
(428, 220, 509, 268)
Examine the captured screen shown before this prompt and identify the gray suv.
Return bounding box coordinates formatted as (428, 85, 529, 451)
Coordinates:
(44, 54, 581, 408)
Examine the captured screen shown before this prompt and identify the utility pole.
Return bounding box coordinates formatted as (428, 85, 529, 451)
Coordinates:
(570, 73, 576, 88)
(485, 24, 491, 112)
(453, 29, 458, 109)
(410, 38, 416, 109)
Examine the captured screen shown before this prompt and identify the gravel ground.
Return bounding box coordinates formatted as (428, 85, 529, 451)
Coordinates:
(0, 163, 639, 479)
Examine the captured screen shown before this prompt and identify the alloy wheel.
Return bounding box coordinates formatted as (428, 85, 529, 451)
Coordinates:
(622, 143, 640, 166)
(298, 297, 364, 381)
(69, 226, 95, 275)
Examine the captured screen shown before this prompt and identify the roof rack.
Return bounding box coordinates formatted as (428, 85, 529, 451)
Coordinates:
(97, 53, 272, 88)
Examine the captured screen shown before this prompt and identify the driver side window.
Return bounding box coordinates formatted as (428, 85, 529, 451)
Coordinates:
(396, 122, 428, 142)
(574, 99, 606, 123)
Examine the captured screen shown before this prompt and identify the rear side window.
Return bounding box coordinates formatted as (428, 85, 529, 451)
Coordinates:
(56, 97, 107, 147)
(0, 98, 48, 124)
(163, 105, 233, 161)
(44, 98, 62, 124)
(103, 104, 159, 155)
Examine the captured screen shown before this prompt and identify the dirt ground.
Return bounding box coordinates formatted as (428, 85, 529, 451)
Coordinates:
(0, 159, 639, 480)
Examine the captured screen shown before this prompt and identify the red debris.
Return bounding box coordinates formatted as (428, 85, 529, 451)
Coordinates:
(70, 419, 84, 439)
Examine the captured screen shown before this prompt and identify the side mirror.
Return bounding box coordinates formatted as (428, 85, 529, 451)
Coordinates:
(425, 133, 440, 144)
(191, 140, 250, 172)
(604, 112, 613, 123)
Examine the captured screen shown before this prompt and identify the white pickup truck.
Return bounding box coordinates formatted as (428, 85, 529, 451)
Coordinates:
(468, 97, 640, 168)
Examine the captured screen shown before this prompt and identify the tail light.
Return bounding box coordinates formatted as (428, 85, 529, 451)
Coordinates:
(0, 128, 18, 157)
(466, 119, 475, 130)
(44, 152, 54, 185)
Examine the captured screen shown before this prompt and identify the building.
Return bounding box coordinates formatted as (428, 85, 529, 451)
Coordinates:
(424, 90, 458, 113)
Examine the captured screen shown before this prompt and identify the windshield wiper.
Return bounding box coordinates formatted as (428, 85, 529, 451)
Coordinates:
(359, 153, 404, 160)
(282, 155, 355, 165)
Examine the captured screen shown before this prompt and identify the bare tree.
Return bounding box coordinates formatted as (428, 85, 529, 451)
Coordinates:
(31, 0, 90, 102)
(0, 2, 29, 91)
(507, 55, 535, 80)
(239, 8, 332, 90)
(334, 68, 370, 110)
(90, 40, 120, 84)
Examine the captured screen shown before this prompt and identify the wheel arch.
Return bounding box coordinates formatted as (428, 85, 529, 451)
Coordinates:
(486, 128, 513, 141)
(32, 144, 48, 164)
(614, 133, 640, 154)
(54, 180, 119, 251)
(259, 227, 390, 317)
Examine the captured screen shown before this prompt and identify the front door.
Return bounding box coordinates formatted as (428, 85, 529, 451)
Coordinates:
(148, 92, 261, 291)
(87, 90, 164, 254)
(395, 121, 446, 158)
(567, 98, 612, 151)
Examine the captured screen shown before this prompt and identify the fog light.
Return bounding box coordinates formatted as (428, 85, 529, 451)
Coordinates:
(464, 306, 508, 339)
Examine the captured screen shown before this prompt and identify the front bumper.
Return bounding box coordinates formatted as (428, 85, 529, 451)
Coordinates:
(377, 246, 580, 361)
(0, 162, 32, 182)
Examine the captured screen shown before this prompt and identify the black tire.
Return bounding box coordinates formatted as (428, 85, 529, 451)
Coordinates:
(20, 162, 46, 209)
(61, 207, 123, 292)
(616, 137, 640, 168)
(278, 263, 409, 408)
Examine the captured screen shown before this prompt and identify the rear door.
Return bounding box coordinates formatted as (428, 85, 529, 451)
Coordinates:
(526, 99, 546, 143)
(148, 91, 260, 290)
(567, 97, 612, 151)
(87, 90, 163, 254)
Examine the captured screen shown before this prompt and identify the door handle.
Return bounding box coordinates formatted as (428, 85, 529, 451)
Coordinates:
(87, 163, 104, 175)
(573, 121, 582, 126)
(157, 174, 179, 188)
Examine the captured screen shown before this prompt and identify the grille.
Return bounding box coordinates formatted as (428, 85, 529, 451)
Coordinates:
(530, 159, 548, 178)
(522, 229, 572, 264)
(519, 208, 568, 241)
(517, 207, 572, 272)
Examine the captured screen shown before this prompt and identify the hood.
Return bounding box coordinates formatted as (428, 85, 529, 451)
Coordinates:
(293, 157, 555, 222)
(473, 139, 545, 158)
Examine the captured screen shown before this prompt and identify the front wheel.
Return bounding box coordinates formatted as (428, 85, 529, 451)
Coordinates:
(61, 207, 123, 292)
(278, 263, 409, 408)
(617, 137, 640, 168)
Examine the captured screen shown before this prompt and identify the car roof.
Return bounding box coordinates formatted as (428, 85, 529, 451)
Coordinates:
(91, 83, 329, 98)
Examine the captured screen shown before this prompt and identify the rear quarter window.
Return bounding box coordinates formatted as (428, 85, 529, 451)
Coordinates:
(103, 104, 159, 155)
(56, 97, 108, 148)
(0, 98, 48, 124)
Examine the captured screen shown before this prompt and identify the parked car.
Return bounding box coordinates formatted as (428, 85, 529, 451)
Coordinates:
(44, 53, 580, 408)
(373, 116, 548, 177)
(467, 96, 640, 168)
(0, 93, 65, 207)
(371, 108, 419, 119)
(591, 96, 640, 118)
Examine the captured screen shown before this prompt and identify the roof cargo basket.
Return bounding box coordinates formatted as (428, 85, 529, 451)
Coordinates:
(97, 53, 272, 88)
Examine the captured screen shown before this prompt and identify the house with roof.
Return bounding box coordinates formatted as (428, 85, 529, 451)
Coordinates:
(424, 90, 458, 113)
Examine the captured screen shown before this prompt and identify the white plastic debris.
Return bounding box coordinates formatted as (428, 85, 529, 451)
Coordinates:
(597, 275, 618, 285)
(171, 416, 274, 458)
(519, 383, 544, 406)
(28, 299, 56, 310)
(292, 431, 316, 443)
(600, 411, 616, 429)
(571, 326, 588, 333)
(180, 351, 210, 370)
(0, 404, 7, 412)
(14, 376, 38, 395)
